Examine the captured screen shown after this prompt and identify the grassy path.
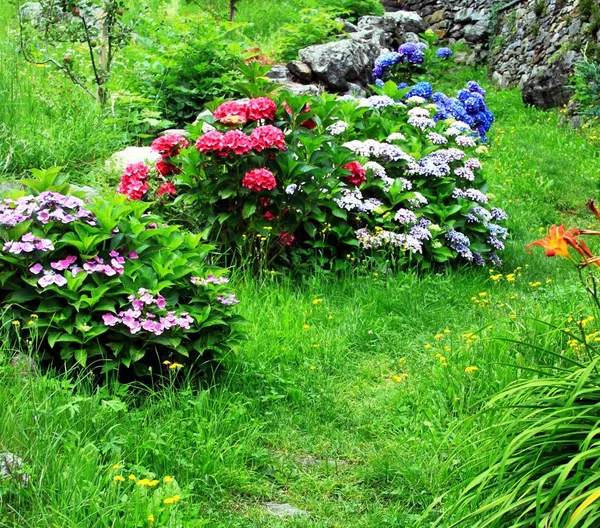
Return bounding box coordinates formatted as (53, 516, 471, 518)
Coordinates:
(2, 87, 600, 527)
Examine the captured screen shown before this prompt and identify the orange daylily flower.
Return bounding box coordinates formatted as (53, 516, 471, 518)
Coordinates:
(526, 224, 572, 258)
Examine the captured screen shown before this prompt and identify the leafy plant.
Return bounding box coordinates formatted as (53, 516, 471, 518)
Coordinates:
(277, 8, 344, 62)
(571, 59, 600, 118)
(0, 169, 243, 379)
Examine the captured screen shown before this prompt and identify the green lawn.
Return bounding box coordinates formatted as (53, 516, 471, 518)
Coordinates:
(2, 84, 600, 526)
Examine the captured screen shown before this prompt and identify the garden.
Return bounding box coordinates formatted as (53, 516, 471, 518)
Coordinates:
(2, 0, 600, 526)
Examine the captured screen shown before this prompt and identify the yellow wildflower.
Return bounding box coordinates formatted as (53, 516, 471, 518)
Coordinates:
(163, 476, 174, 484)
(163, 495, 181, 505)
(113, 475, 125, 482)
(112, 464, 121, 470)
(148, 480, 159, 487)
(162, 360, 171, 366)
(168, 363, 183, 370)
(136, 478, 152, 486)
(465, 366, 478, 374)
(312, 298, 323, 305)
(434, 334, 444, 340)
(128, 474, 136, 481)
(148, 514, 155, 522)
(424, 343, 432, 350)
(505, 274, 515, 282)
(303, 324, 310, 329)
(444, 328, 451, 334)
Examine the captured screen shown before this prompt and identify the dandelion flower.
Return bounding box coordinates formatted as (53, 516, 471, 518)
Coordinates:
(444, 329, 451, 334)
(434, 334, 444, 340)
(169, 363, 184, 370)
(163, 495, 181, 505)
(128, 474, 136, 481)
(312, 298, 323, 305)
(163, 476, 173, 483)
(424, 343, 432, 349)
(113, 475, 125, 482)
(112, 464, 121, 470)
(303, 324, 310, 330)
(465, 366, 478, 374)
(162, 360, 171, 366)
(148, 514, 155, 522)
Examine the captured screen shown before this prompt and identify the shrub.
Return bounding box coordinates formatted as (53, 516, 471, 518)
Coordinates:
(121, 11, 246, 125)
(277, 9, 344, 62)
(320, 0, 384, 22)
(571, 59, 600, 119)
(0, 170, 243, 379)
(119, 76, 506, 271)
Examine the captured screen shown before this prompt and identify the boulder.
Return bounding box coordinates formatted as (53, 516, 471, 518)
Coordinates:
(349, 28, 386, 47)
(382, 0, 404, 12)
(384, 11, 424, 34)
(335, 18, 358, 33)
(105, 146, 160, 173)
(521, 51, 579, 109)
(464, 20, 490, 42)
(281, 82, 322, 96)
(299, 37, 381, 91)
(491, 71, 510, 89)
(266, 65, 292, 83)
(0, 452, 30, 486)
(287, 61, 313, 83)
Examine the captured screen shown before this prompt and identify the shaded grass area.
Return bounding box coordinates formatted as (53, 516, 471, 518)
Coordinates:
(2, 85, 600, 525)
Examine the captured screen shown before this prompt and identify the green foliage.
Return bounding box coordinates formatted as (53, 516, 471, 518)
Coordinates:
(0, 170, 243, 379)
(444, 354, 600, 527)
(534, 0, 546, 17)
(122, 11, 246, 125)
(571, 59, 600, 118)
(320, 0, 384, 22)
(277, 8, 344, 62)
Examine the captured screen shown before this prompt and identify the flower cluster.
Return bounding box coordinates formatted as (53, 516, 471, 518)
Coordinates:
(356, 227, 423, 253)
(213, 97, 277, 124)
(102, 288, 194, 336)
(117, 162, 150, 200)
(242, 168, 277, 192)
(4, 233, 54, 254)
(0, 191, 95, 228)
(433, 82, 495, 140)
(342, 161, 366, 187)
(195, 126, 286, 156)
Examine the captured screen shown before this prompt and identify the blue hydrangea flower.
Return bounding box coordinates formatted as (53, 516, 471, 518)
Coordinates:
(435, 47, 453, 59)
(397, 82, 409, 90)
(467, 80, 486, 97)
(375, 78, 384, 88)
(405, 81, 433, 99)
(398, 42, 426, 64)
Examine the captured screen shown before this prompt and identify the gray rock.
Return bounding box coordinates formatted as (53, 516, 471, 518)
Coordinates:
(264, 502, 307, 517)
(455, 8, 474, 24)
(492, 71, 510, 89)
(464, 20, 490, 41)
(384, 10, 424, 34)
(9, 354, 37, 378)
(0, 452, 30, 486)
(424, 9, 445, 25)
(403, 32, 421, 42)
(521, 51, 580, 109)
(357, 15, 396, 34)
(454, 50, 477, 66)
(281, 82, 322, 96)
(342, 83, 367, 99)
(299, 37, 381, 91)
(266, 65, 292, 83)
(349, 28, 387, 47)
(335, 17, 358, 33)
(287, 61, 313, 83)
(160, 128, 189, 137)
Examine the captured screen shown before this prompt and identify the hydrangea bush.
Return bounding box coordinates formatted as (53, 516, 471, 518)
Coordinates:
(116, 80, 505, 270)
(0, 180, 242, 378)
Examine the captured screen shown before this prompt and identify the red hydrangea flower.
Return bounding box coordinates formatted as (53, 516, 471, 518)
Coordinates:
(117, 162, 149, 200)
(242, 168, 277, 192)
(157, 182, 177, 196)
(247, 97, 277, 121)
(259, 197, 271, 207)
(222, 130, 254, 155)
(151, 133, 189, 158)
(264, 211, 275, 221)
(213, 101, 248, 124)
(250, 125, 286, 152)
(195, 130, 225, 154)
(156, 159, 181, 176)
(279, 231, 295, 246)
(342, 161, 366, 187)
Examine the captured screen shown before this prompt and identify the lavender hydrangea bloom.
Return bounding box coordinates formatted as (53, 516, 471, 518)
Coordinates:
(473, 252, 485, 266)
(398, 42, 426, 64)
(446, 229, 473, 260)
(217, 294, 240, 306)
(488, 236, 505, 251)
(408, 115, 436, 131)
(410, 225, 432, 241)
(394, 209, 417, 224)
(455, 167, 475, 181)
(436, 47, 453, 59)
(358, 95, 397, 109)
(490, 207, 508, 221)
(427, 132, 448, 145)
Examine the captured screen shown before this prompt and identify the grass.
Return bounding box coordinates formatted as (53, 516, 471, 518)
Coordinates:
(2, 85, 600, 524)
(3, 1, 600, 526)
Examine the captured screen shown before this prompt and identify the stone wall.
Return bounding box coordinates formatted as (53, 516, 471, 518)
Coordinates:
(384, 0, 600, 108)
(489, 0, 598, 88)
